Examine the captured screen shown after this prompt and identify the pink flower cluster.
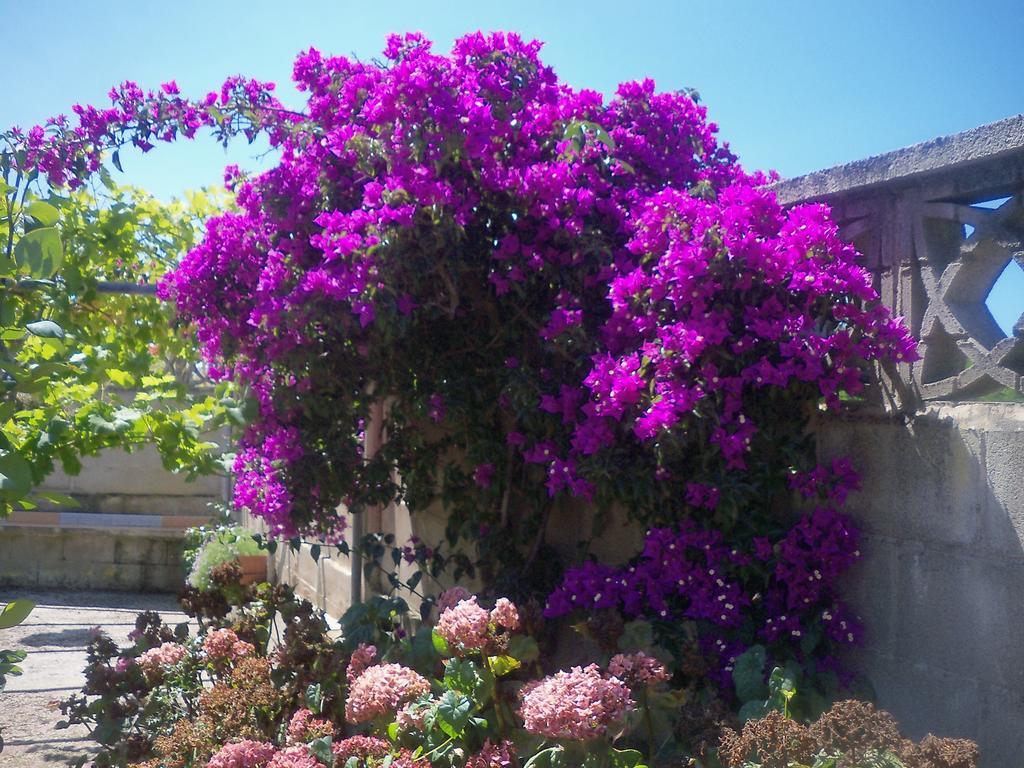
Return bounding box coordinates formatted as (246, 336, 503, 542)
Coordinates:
(286, 708, 334, 744)
(435, 596, 521, 655)
(346, 642, 378, 684)
(136, 642, 187, 677)
(332, 735, 391, 761)
(490, 598, 520, 631)
(519, 664, 633, 741)
(203, 628, 256, 663)
(437, 586, 472, 613)
(207, 740, 276, 768)
(267, 746, 319, 768)
(344, 663, 431, 724)
(466, 740, 517, 768)
(607, 652, 669, 687)
(435, 597, 491, 653)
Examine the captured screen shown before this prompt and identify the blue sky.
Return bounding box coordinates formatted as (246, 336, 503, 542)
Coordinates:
(3, 0, 1021, 333)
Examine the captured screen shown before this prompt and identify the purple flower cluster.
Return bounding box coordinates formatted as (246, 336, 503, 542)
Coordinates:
(546, 462, 864, 691)
(150, 32, 916, 539)
(13, 32, 916, 589)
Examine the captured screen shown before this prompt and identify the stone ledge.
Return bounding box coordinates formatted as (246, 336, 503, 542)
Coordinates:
(774, 114, 1024, 204)
(0, 510, 211, 533)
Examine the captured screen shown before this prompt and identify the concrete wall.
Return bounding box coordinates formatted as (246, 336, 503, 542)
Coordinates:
(0, 445, 223, 591)
(817, 403, 1024, 765)
(0, 527, 186, 591)
(36, 444, 226, 517)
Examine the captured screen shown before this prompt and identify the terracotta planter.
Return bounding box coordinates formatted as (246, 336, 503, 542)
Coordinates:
(237, 554, 269, 586)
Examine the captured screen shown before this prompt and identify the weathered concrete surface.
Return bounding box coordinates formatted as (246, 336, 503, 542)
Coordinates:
(0, 590, 190, 767)
(775, 114, 1024, 204)
(0, 441, 223, 591)
(817, 403, 1024, 767)
(0, 529, 185, 591)
(40, 445, 224, 500)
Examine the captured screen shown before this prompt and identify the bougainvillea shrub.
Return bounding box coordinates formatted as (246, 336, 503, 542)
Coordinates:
(156, 32, 913, 560)
(16, 29, 918, 714)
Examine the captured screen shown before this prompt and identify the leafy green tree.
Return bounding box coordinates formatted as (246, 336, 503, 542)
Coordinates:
(0, 149, 239, 515)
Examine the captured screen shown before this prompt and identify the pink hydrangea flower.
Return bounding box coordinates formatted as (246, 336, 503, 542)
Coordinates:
(519, 664, 634, 741)
(396, 701, 428, 731)
(346, 643, 377, 684)
(332, 735, 391, 761)
(286, 708, 334, 744)
(436, 586, 472, 613)
(207, 739, 276, 768)
(137, 642, 187, 677)
(489, 598, 520, 631)
(466, 740, 517, 768)
(607, 652, 669, 686)
(344, 663, 431, 723)
(267, 746, 319, 768)
(435, 597, 491, 653)
(204, 628, 255, 662)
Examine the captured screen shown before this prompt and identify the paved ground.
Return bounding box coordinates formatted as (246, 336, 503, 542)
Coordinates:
(0, 589, 188, 767)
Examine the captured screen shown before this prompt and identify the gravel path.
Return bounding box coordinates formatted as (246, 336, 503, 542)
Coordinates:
(0, 589, 188, 767)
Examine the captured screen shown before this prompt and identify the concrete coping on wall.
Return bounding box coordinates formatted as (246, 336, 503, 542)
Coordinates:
(774, 114, 1024, 204)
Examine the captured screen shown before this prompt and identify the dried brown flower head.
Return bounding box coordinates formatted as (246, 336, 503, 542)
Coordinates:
(900, 734, 980, 768)
(810, 699, 904, 762)
(718, 710, 817, 768)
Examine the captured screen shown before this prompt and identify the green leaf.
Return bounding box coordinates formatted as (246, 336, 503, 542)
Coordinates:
(431, 629, 450, 656)
(436, 690, 473, 738)
(524, 747, 565, 768)
(34, 491, 77, 506)
(14, 227, 63, 277)
(487, 654, 520, 677)
(0, 452, 33, 497)
(309, 736, 333, 764)
(25, 201, 59, 226)
(105, 369, 134, 387)
(25, 320, 65, 340)
(732, 644, 769, 703)
(738, 699, 769, 722)
(506, 634, 540, 664)
(306, 682, 323, 713)
(444, 657, 494, 702)
(608, 748, 645, 768)
(0, 599, 34, 629)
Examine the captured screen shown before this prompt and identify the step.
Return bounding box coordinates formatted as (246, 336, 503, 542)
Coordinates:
(0, 512, 208, 592)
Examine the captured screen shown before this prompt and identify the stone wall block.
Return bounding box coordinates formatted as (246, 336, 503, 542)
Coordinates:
(817, 418, 984, 547)
(981, 430, 1024, 560)
(63, 446, 222, 497)
(841, 534, 900, 657)
(894, 547, 1024, 691)
(864, 655, 981, 744)
(977, 684, 1024, 767)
